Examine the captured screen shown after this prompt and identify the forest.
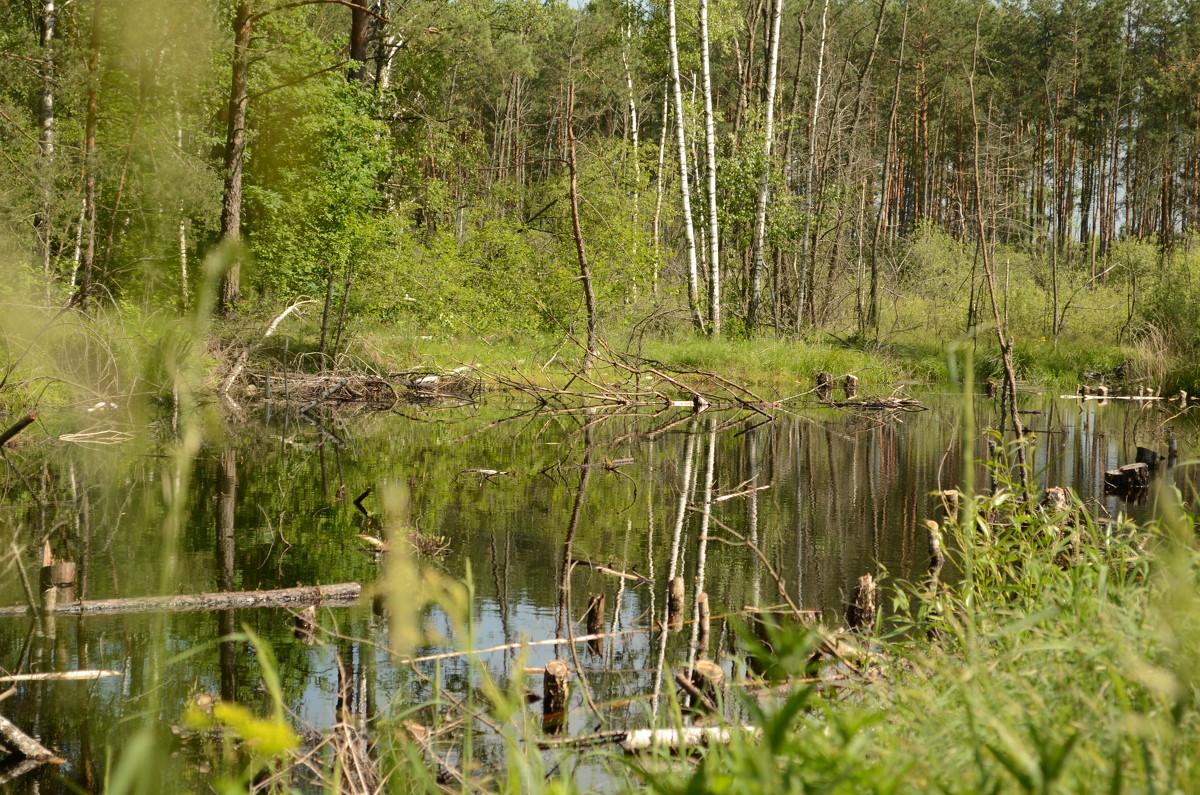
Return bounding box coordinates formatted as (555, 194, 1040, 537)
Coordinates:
(0, 0, 1198, 383)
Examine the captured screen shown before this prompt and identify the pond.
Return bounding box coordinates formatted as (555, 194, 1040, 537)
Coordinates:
(0, 387, 1194, 792)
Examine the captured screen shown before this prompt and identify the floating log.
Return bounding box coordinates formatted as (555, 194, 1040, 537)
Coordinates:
(667, 577, 685, 630)
(816, 372, 834, 401)
(846, 574, 877, 632)
(542, 659, 570, 732)
(0, 582, 360, 619)
(1104, 463, 1150, 493)
(570, 558, 652, 584)
(841, 374, 859, 400)
(0, 670, 122, 683)
(621, 726, 760, 753)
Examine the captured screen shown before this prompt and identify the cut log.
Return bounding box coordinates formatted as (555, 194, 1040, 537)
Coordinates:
(0, 582, 360, 619)
(677, 659, 723, 713)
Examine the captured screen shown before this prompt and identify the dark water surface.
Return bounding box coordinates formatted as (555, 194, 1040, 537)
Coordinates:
(0, 389, 1195, 792)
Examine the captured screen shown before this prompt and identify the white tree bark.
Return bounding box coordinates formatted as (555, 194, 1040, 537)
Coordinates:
(699, 0, 721, 334)
(748, 0, 784, 330)
(667, 0, 706, 332)
(798, 0, 829, 329)
(38, 0, 56, 288)
(622, 20, 640, 266)
(652, 88, 669, 298)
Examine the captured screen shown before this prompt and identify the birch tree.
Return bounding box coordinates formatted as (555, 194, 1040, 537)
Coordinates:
(699, 0, 721, 335)
(747, 0, 783, 331)
(666, 0, 705, 332)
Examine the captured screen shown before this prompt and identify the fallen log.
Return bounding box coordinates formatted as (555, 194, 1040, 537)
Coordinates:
(0, 582, 360, 619)
(621, 726, 761, 752)
(0, 713, 58, 762)
(0, 670, 122, 683)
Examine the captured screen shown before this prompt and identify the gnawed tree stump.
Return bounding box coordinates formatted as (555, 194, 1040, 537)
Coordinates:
(842, 374, 859, 399)
(1104, 463, 1150, 493)
(1040, 486, 1069, 512)
(542, 660, 570, 733)
(925, 521, 945, 577)
(676, 659, 724, 713)
(846, 574, 877, 632)
(667, 577, 685, 630)
(585, 593, 606, 655)
(696, 592, 710, 653)
(816, 372, 834, 401)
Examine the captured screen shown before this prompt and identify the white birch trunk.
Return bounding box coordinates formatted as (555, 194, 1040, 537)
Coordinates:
(38, 0, 56, 288)
(699, 0, 721, 335)
(748, 0, 784, 330)
(798, 0, 829, 329)
(622, 21, 640, 266)
(667, 0, 706, 332)
(652, 88, 669, 298)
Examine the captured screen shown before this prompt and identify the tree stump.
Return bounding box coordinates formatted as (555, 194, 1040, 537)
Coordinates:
(667, 577, 685, 630)
(816, 371, 833, 401)
(925, 520, 945, 578)
(542, 660, 570, 733)
(678, 659, 724, 713)
(1104, 462, 1150, 493)
(1040, 486, 1069, 512)
(846, 573, 877, 632)
(585, 593, 605, 655)
(842, 374, 859, 400)
(696, 592, 710, 653)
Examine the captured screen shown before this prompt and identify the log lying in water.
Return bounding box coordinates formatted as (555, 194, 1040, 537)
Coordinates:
(0, 582, 361, 619)
(0, 712, 59, 762)
(621, 726, 761, 752)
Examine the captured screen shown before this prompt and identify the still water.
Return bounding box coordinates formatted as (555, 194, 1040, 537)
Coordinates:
(0, 389, 1194, 791)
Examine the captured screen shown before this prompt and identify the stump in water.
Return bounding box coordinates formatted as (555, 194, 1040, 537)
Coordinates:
(696, 592, 711, 653)
(1104, 462, 1150, 494)
(988, 380, 999, 399)
(1135, 446, 1162, 471)
(667, 577, 685, 630)
(678, 660, 724, 714)
(846, 574, 877, 632)
(842, 374, 859, 400)
(816, 372, 834, 401)
(925, 521, 945, 579)
(543, 660, 570, 733)
(585, 593, 606, 656)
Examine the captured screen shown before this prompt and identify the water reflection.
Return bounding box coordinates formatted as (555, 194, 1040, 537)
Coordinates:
(0, 391, 1195, 792)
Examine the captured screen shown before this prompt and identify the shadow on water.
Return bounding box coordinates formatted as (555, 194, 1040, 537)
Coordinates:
(0, 389, 1196, 791)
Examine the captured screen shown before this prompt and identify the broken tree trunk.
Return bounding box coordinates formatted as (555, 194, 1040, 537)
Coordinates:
(0, 582, 360, 618)
(846, 573, 877, 632)
(1104, 463, 1150, 494)
(543, 659, 570, 732)
(816, 372, 833, 401)
(667, 577, 685, 630)
(842, 374, 859, 400)
(0, 713, 57, 761)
